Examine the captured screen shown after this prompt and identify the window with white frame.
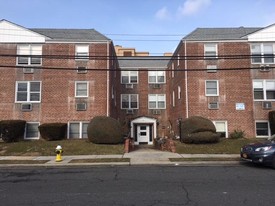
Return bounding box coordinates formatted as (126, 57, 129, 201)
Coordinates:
(172, 91, 175, 107)
(251, 43, 274, 64)
(205, 80, 219, 96)
(172, 63, 175, 78)
(17, 45, 42, 65)
(69, 122, 89, 139)
(213, 121, 227, 138)
(148, 94, 166, 109)
(148, 71, 165, 83)
(16, 81, 41, 103)
(121, 94, 138, 109)
(255, 121, 270, 137)
(121, 70, 138, 84)
(204, 43, 217, 58)
(25, 122, 40, 139)
(75, 81, 88, 97)
(75, 45, 89, 60)
(178, 86, 181, 99)
(253, 80, 275, 100)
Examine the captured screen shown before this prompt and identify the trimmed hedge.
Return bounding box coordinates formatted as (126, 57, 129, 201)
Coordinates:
(181, 131, 220, 144)
(38, 123, 67, 141)
(0, 120, 26, 143)
(180, 116, 220, 144)
(87, 116, 123, 144)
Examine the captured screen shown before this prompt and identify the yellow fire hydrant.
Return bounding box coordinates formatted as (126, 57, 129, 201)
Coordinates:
(55, 145, 63, 162)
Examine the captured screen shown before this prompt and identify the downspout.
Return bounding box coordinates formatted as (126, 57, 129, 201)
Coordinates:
(106, 41, 110, 116)
(184, 40, 189, 118)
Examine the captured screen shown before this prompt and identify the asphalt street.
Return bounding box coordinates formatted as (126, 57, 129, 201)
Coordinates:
(0, 164, 274, 206)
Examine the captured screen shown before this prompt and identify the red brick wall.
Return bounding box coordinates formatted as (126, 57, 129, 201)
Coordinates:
(0, 42, 114, 124)
(169, 41, 257, 137)
(117, 69, 169, 137)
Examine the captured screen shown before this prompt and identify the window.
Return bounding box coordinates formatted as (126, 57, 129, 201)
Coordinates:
(148, 71, 165, 83)
(25, 122, 39, 139)
(213, 121, 227, 138)
(16, 81, 41, 103)
(251, 43, 274, 64)
(204, 44, 217, 58)
(75, 81, 88, 97)
(121, 94, 138, 109)
(205, 80, 219, 96)
(207, 65, 217, 72)
(69, 122, 88, 139)
(171, 63, 174, 78)
(148, 94, 166, 109)
(17, 45, 42, 65)
(121, 71, 138, 84)
(178, 86, 181, 99)
(172, 91, 175, 107)
(75, 45, 89, 60)
(255, 121, 270, 137)
(253, 80, 275, 100)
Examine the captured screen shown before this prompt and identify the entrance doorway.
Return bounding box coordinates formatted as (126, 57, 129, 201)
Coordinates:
(137, 125, 150, 144)
(130, 116, 157, 145)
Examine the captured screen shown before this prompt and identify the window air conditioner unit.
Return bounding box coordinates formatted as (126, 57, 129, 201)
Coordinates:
(153, 84, 161, 89)
(126, 109, 134, 114)
(260, 65, 270, 72)
(23, 68, 34, 74)
(262, 101, 272, 110)
(152, 109, 161, 115)
(77, 67, 87, 73)
(125, 84, 133, 89)
(21, 103, 32, 111)
(76, 103, 87, 111)
(208, 102, 219, 109)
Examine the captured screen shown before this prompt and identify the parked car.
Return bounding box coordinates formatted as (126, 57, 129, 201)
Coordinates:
(240, 136, 275, 169)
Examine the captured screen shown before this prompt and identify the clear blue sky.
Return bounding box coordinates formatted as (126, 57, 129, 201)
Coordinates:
(1, 0, 275, 55)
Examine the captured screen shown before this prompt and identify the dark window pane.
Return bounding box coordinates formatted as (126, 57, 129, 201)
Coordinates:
(30, 82, 40, 92)
(30, 93, 40, 101)
(256, 122, 268, 136)
(17, 92, 28, 101)
(254, 90, 264, 99)
(266, 91, 275, 99)
(18, 57, 29, 64)
(18, 83, 27, 91)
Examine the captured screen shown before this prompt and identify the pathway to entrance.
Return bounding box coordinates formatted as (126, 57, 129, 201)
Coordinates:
(123, 146, 181, 165)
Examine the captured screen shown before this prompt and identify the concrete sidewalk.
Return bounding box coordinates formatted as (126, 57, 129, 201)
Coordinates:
(0, 148, 241, 167)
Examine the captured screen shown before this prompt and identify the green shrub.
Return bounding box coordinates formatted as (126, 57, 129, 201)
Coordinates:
(181, 116, 216, 135)
(229, 129, 245, 139)
(181, 131, 220, 144)
(38, 123, 67, 141)
(180, 116, 219, 144)
(87, 116, 123, 144)
(268, 111, 275, 135)
(0, 120, 26, 143)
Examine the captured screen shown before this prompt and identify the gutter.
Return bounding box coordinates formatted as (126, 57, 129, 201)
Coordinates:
(184, 40, 189, 118)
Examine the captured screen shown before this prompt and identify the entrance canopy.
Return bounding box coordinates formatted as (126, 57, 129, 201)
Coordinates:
(130, 116, 157, 145)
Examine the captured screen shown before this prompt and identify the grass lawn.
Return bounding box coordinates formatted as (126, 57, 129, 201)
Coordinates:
(0, 138, 264, 156)
(0, 139, 125, 156)
(175, 138, 264, 154)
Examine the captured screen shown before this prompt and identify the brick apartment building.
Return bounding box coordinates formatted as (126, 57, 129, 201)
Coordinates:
(0, 19, 275, 144)
(168, 25, 275, 139)
(0, 19, 119, 140)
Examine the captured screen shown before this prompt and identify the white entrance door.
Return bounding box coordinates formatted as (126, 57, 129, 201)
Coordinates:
(137, 125, 150, 144)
